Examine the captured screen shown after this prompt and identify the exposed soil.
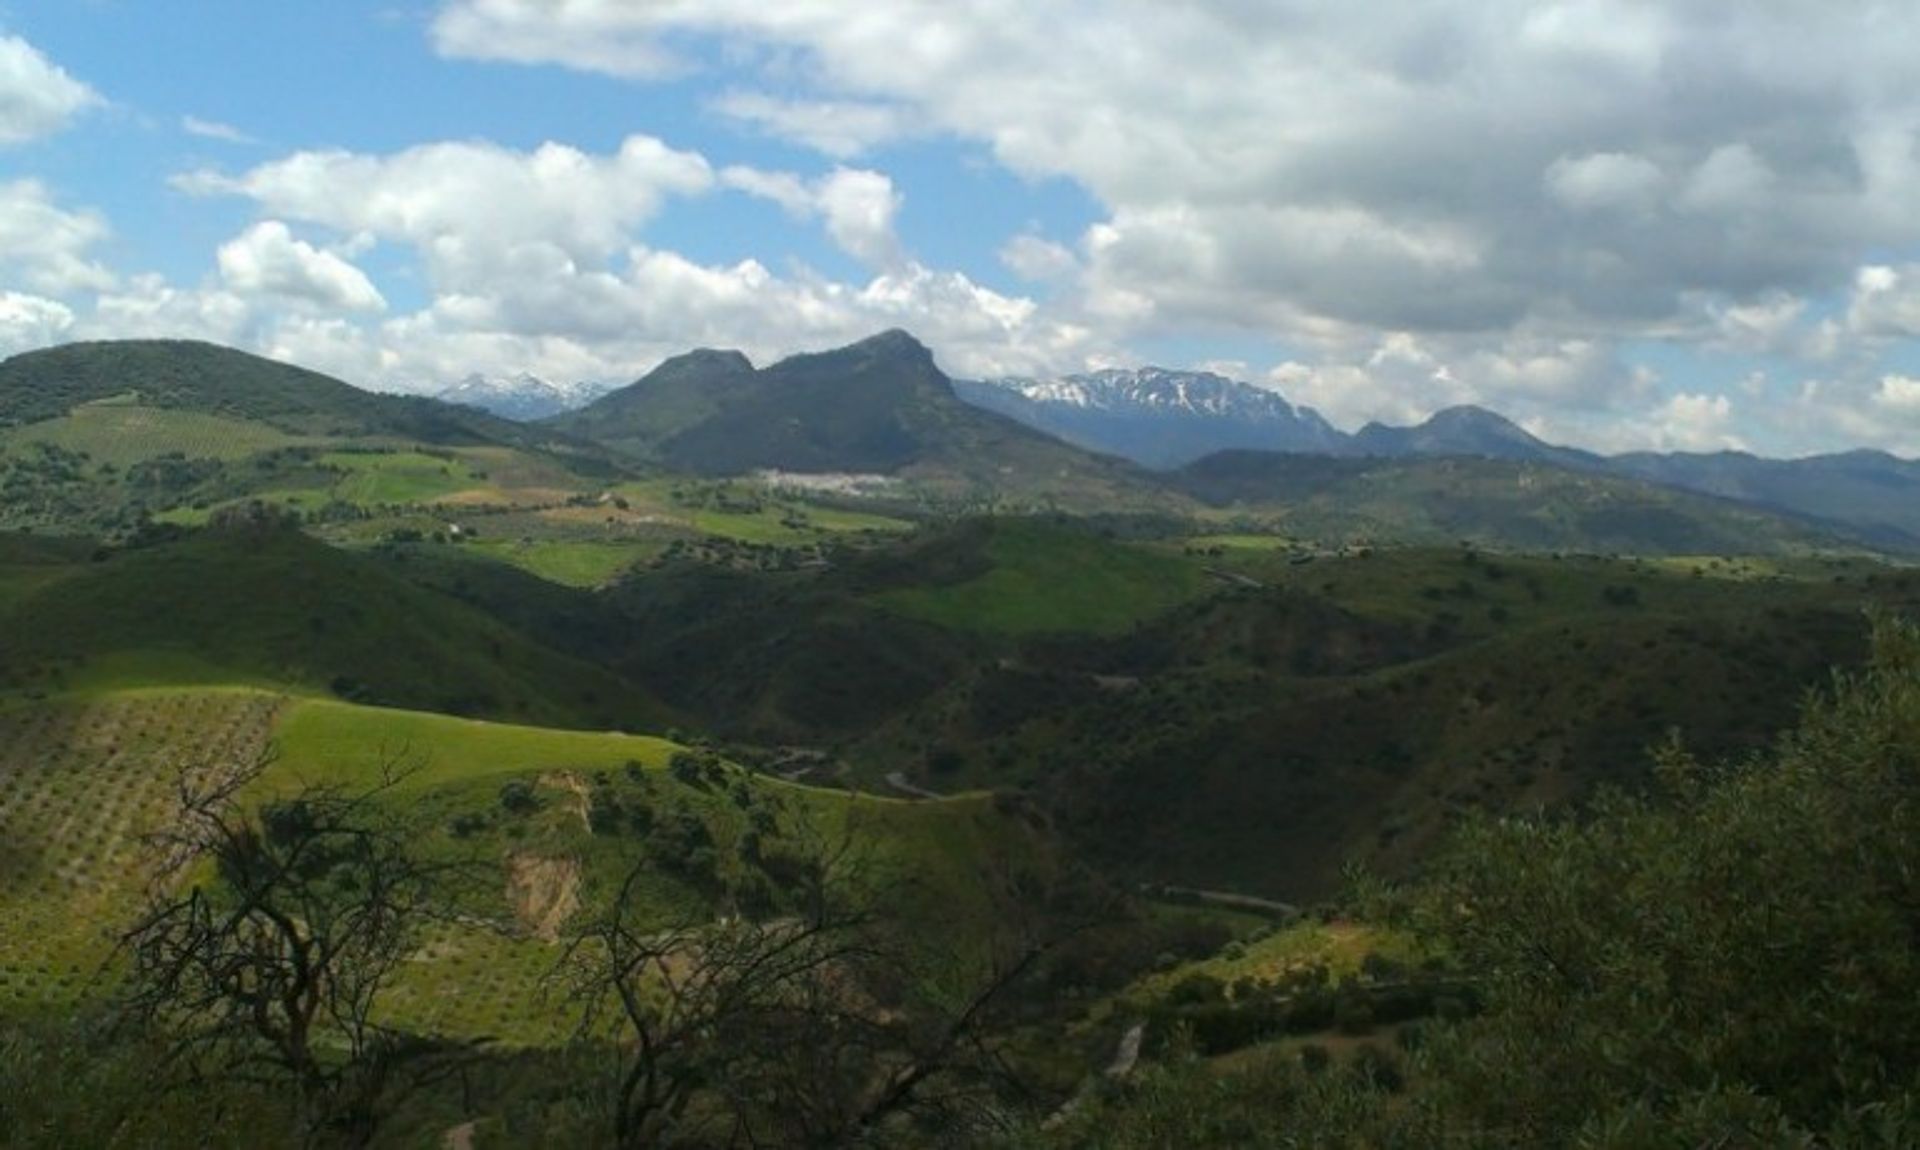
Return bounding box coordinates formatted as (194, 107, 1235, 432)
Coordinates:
(506, 853, 581, 942)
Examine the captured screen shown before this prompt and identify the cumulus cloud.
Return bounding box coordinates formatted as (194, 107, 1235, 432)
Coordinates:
(1846, 264, 1920, 341)
(0, 180, 115, 294)
(217, 221, 387, 313)
(78, 274, 251, 346)
(0, 291, 75, 355)
(161, 126, 1096, 388)
(428, 1, 1920, 347)
(722, 165, 904, 269)
(177, 136, 716, 289)
(0, 34, 98, 146)
(1000, 234, 1079, 283)
(1650, 392, 1743, 452)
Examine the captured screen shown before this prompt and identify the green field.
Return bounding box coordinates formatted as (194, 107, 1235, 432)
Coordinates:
(319, 450, 489, 505)
(464, 538, 660, 587)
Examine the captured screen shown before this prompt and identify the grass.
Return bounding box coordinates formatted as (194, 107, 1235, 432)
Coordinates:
(607, 478, 915, 546)
(872, 520, 1212, 636)
(271, 699, 679, 793)
(0, 527, 667, 729)
(464, 539, 660, 588)
(319, 450, 488, 506)
(1123, 920, 1416, 1006)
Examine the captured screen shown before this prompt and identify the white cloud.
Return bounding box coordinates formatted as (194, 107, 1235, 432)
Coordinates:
(182, 116, 254, 144)
(722, 164, 905, 269)
(79, 274, 251, 346)
(1846, 264, 1920, 340)
(711, 91, 914, 158)
(1546, 152, 1668, 214)
(427, 1, 1920, 351)
(0, 180, 115, 294)
(177, 136, 716, 290)
(0, 34, 98, 146)
(217, 221, 387, 313)
(429, 0, 682, 78)
(0, 291, 75, 354)
(1000, 234, 1079, 283)
(1651, 392, 1744, 452)
(813, 168, 903, 269)
(1874, 374, 1920, 415)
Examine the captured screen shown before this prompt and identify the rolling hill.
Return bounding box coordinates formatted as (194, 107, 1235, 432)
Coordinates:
(1171, 450, 1882, 556)
(0, 340, 575, 451)
(0, 524, 670, 730)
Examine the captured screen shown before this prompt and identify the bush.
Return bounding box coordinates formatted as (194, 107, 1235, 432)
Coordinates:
(498, 780, 541, 815)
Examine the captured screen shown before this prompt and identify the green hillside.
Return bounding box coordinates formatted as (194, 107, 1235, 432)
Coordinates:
(0, 526, 668, 730)
(0, 688, 1043, 1043)
(867, 518, 1212, 636)
(849, 545, 1920, 897)
(0, 340, 563, 451)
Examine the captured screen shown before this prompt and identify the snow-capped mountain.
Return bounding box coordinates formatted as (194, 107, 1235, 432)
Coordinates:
(954, 367, 1346, 469)
(431, 373, 615, 422)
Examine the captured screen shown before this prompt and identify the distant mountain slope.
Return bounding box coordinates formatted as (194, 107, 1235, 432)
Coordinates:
(958, 363, 1920, 547)
(1609, 449, 1920, 549)
(955, 368, 1344, 469)
(430, 373, 614, 421)
(1172, 451, 1879, 556)
(1345, 405, 1601, 469)
(0, 340, 566, 451)
(546, 347, 760, 460)
(552, 330, 1173, 510)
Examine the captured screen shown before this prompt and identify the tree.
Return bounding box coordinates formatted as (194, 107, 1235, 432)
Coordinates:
(554, 810, 1108, 1147)
(1042, 614, 1920, 1148)
(117, 753, 484, 1148)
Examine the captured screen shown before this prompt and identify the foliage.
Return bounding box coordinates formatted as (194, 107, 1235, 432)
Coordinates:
(1043, 613, 1920, 1147)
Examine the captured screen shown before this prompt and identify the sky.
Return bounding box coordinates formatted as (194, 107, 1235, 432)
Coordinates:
(2, 1, 1919, 457)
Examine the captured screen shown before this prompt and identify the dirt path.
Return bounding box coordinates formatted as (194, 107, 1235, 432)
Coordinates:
(443, 1121, 476, 1150)
(1043, 1021, 1146, 1130)
(1142, 882, 1299, 919)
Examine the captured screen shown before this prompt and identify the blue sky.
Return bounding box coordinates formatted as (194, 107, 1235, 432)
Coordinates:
(2, 1, 1919, 456)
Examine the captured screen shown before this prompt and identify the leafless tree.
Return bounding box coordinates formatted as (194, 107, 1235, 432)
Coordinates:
(553, 805, 1120, 1148)
(116, 751, 484, 1148)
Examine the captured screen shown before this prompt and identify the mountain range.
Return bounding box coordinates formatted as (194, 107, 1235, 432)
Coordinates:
(959, 371, 1920, 548)
(426, 372, 615, 422)
(952, 368, 1344, 469)
(4, 331, 1918, 555)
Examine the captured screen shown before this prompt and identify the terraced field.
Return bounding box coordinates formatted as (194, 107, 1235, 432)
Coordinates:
(0, 403, 301, 466)
(0, 689, 1029, 1045)
(0, 689, 283, 1014)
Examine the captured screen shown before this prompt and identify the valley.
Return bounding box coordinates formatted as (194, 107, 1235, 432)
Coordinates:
(1, 334, 1917, 1147)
